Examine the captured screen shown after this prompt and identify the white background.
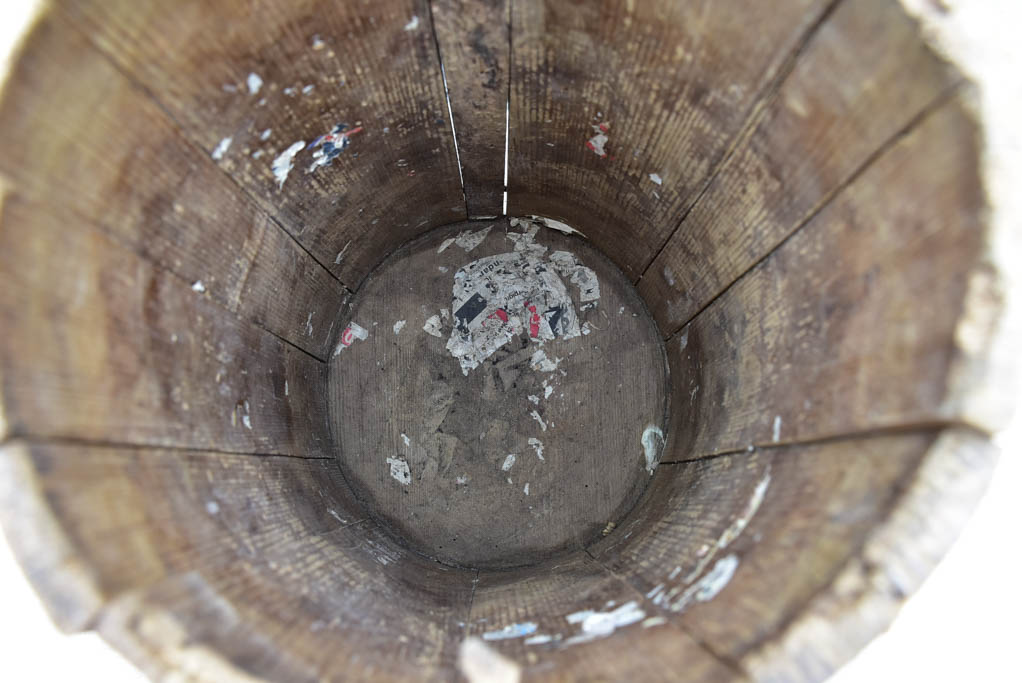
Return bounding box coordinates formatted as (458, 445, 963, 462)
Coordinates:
(1, 1, 1018, 680)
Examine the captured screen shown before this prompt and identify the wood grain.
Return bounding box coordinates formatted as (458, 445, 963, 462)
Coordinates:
(56, 0, 467, 287)
(0, 195, 330, 456)
(0, 440, 476, 680)
(590, 431, 941, 661)
(431, 0, 509, 217)
(508, 0, 832, 278)
(639, 0, 961, 332)
(0, 14, 348, 358)
(666, 96, 985, 457)
(330, 219, 668, 568)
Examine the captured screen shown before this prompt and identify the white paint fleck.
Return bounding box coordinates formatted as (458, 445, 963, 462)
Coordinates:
(564, 601, 644, 645)
(403, 15, 420, 31)
(423, 314, 443, 337)
(272, 140, 306, 190)
(284, 380, 289, 396)
(641, 425, 665, 475)
(241, 414, 252, 430)
(649, 172, 663, 185)
(530, 411, 547, 431)
(191, 280, 206, 293)
(523, 633, 552, 645)
(334, 241, 351, 264)
(458, 637, 520, 683)
(246, 72, 263, 95)
(678, 327, 689, 351)
(528, 437, 545, 461)
(772, 415, 782, 442)
(311, 35, 326, 50)
(670, 555, 740, 613)
(645, 583, 664, 599)
(386, 456, 411, 485)
(251, 149, 264, 159)
(530, 349, 561, 372)
(438, 237, 457, 253)
(456, 475, 468, 485)
(211, 136, 233, 161)
(304, 312, 314, 336)
(205, 501, 220, 515)
(438, 266, 449, 273)
(283, 86, 297, 96)
(663, 266, 676, 287)
(482, 621, 536, 641)
(260, 128, 272, 141)
(302, 84, 315, 95)
(668, 565, 682, 580)
(393, 320, 407, 335)
(642, 616, 667, 628)
(523, 483, 529, 496)
(401, 433, 411, 447)
(328, 509, 345, 524)
(501, 453, 516, 471)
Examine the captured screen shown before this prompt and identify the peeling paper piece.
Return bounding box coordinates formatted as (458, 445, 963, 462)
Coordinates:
(445, 229, 598, 375)
(423, 314, 443, 338)
(393, 320, 406, 335)
(564, 601, 644, 645)
(641, 425, 665, 475)
(308, 123, 362, 174)
(454, 225, 493, 252)
(333, 322, 368, 356)
(586, 122, 610, 157)
(482, 621, 537, 641)
(386, 456, 411, 485)
(272, 141, 306, 189)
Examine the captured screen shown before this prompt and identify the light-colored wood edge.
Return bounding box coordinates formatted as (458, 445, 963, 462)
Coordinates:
(741, 429, 997, 681)
(0, 440, 105, 633)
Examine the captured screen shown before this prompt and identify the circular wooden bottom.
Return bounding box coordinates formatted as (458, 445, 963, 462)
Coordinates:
(328, 218, 668, 568)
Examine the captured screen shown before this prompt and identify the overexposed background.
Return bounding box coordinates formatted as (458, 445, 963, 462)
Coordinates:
(1, 1, 1018, 680)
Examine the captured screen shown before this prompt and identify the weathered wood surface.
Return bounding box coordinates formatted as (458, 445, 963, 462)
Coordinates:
(0, 441, 476, 681)
(431, 0, 509, 217)
(0, 15, 348, 358)
(639, 0, 961, 332)
(590, 431, 941, 660)
(56, 0, 467, 287)
(667, 97, 985, 457)
(467, 554, 737, 682)
(330, 219, 668, 568)
(508, 0, 832, 278)
(0, 195, 330, 456)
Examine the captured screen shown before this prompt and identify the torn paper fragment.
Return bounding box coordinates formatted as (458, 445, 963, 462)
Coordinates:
(445, 234, 597, 374)
(454, 225, 493, 252)
(564, 601, 644, 645)
(530, 411, 547, 431)
(272, 140, 306, 189)
(191, 280, 206, 293)
(641, 425, 665, 475)
(530, 215, 585, 237)
(649, 172, 663, 185)
(423, 315, 443, 338)
(549, 251, 600, 302)
(586, 122, 610, 157)
(386, 456, 411, 485)
(212, 136, 232, 161)
(308, 123, 362, 174)
(393, 320, 406, 335)
(437, 237, 457, 253)
(501, 454, 516, 471)
(335, 241, 351, 264)
(482, 622, 537, 641)
(333, 322, 368, 356)
(528, 437, 545, 461)
(530, 349, 560, 373)
(403, 15, 420, 31)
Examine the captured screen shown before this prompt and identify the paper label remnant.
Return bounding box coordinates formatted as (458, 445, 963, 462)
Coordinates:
(501, 453, 516, 471)
(308, 123, 363, 174)
(445, 229, 599, 375)
(586, 122, 610, 157)
(641, 425, 665, 475)
(333, 322, 368, 356)
(528, 437, 545, 461)
(272, 141, 306, 189)
(423, 314, 443, 338)
(386, 456, 411, 485)
(454, 225, 493, 252)
(482, 622, 537, 641)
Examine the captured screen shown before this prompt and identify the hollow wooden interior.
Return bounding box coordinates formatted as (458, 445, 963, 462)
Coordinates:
(0, 1, 1006, 681)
